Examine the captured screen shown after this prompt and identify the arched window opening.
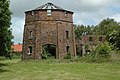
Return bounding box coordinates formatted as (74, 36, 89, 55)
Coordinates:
(66, 46, 70, 53)
(30, 31, 33, 39)
(29, 46, 32, 53)
(28, 46, 32, 55)
(66, 31, 69, 39)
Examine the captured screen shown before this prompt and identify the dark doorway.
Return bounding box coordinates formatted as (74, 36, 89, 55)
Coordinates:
(42, 44, 56, 59)
(66, 46, 70, 53)
(99, 36, 102, 41)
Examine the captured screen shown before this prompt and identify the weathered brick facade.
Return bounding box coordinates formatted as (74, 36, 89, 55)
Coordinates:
(22, 3, 76, 60)
(76, 35, 106, 56)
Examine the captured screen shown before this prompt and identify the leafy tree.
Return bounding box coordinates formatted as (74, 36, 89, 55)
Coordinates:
(94, 18, 119, 37)
(74, 25, 95, 40)
(108, 29, 120, 50)
(94, 18, 120, 50)
(86, 25, 94, 35)
(74, 25, 85, 39)
(0, 0, 13, 58)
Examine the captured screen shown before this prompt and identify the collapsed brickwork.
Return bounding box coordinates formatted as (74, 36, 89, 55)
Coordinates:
(22, 3, 76, 60)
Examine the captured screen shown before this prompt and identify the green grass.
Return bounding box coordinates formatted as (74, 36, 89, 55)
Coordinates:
(0, 59, 120, 80)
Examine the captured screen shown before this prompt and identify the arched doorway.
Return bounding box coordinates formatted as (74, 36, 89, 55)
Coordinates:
(42, 44, 56, 59)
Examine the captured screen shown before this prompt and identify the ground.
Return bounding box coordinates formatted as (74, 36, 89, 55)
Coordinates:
(0, 59, 120, 80)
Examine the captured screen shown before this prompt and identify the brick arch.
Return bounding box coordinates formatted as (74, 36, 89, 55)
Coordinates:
(41, 40, 57, 46)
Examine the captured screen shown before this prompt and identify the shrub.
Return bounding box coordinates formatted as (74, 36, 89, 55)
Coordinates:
(92, 42, 112, 62)
(64, 49, 71, 59)
(42, 49, 51, 59)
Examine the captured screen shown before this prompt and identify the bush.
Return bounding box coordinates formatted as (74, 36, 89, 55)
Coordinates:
(64, 50, 71, 59)
(92, 42, 112, 62)
(12, 53, 21, 59)
(42, 49, 51, 59)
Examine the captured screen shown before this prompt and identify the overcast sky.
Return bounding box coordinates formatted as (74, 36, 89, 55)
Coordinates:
(10, 0, 120, 44)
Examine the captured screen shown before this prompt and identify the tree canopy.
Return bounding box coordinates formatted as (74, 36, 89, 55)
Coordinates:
(74, 25, 95, 40)
(94, 18, 120, 36)
(75, 18, 120, 39)
(0, 0, 13, 58)
(108, 28, 120, 50)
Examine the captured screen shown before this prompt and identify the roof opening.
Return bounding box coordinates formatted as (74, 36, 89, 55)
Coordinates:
(35, 3, 64, 10)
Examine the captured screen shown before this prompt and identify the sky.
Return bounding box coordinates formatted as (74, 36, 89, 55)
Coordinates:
(10, 0, 120, 44)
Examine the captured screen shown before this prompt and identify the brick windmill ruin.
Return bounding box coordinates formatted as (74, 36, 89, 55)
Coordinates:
(22, 3, 76, 60)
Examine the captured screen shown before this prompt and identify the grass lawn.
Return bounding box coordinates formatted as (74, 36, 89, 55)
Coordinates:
(0, 59, 120, 80)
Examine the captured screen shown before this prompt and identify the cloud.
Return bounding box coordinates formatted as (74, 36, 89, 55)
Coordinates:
(9, 0, 120, 43)
(110, 14, 120, 22)
(10, 0, 119, 18)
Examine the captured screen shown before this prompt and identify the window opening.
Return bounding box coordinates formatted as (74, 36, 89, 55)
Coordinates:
(66, 31, 69, 39)
(47, 9, 51, 16)
(99, 36, 102, 41)
(66, 46, 70, 53)
(28, 46, 32, 55)
(89, 37, 93, 41)
(30, 31, 33, 39)
(31, 11, 34, 16)
(65, 11, 67, 17)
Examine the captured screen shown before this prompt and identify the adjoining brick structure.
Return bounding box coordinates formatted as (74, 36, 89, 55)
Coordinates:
(22, 3, 76, 60)
(81, 35, 106, 45)
(76, 35, 106, 56)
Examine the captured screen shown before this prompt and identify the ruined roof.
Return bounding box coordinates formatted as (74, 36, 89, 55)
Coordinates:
(35, 2, 64, 10)
(25, 3, 73, 13)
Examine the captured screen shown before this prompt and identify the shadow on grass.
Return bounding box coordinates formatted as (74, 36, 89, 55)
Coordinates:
(0, 69, 10, 73)
(0, 63, 8, 67)
(0, 63, 10, 73)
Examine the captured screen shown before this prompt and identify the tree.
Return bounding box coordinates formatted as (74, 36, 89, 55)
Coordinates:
(94, 18, 119, 37)
(74, 25, 95, 40)
(0, 0, 13, 58)
(95, 18, 120, 50)
(75, 25, 85, 39)
(86, 25, 94, 35)
(108, 29, 120, 50)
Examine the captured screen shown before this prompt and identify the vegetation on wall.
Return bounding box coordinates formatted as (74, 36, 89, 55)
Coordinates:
(75, 18, 120, 62)
(64, 49, 71, 59)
